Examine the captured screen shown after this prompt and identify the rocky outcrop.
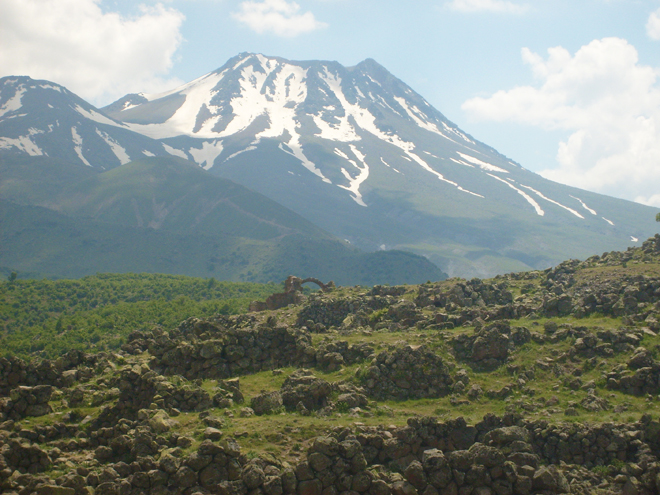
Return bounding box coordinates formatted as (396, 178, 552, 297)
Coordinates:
(280, 370, 332, 413)
(452, 322, 530, 370)
(357, 346, 453, 400)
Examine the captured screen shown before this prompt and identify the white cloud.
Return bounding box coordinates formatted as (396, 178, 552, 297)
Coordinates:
(0, 0, 185, 106)
(648, 8, 660, 40)
(445, 0, 529, 14)
(232, 0, 327, 37)
(462, 37, 660, 207)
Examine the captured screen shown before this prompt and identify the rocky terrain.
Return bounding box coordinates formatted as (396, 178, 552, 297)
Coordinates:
(2, 235, 660, 494)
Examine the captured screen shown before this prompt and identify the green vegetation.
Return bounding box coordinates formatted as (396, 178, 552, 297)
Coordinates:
(0, 273, 279, 358)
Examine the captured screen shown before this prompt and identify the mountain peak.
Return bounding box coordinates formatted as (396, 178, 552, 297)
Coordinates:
(3, 53, 657, 278)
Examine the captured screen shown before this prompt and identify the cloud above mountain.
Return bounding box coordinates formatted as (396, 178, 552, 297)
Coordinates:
(232, 0, 327, 37)
(462, 37, 660, 207)
(445, 0, 529, 14)
(0, 0, 185, 106)
(648, 7, 660, 40)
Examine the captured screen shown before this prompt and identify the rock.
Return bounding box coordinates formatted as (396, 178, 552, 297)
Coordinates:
(484, 427, 531, 446)
(468, 443, 505, 468)
(242, 462, 265, 489)
(308, 452, 332, 472)
(160, 451, 181, 474)
(61, 369, 79, 387)
(173, 466, 198, 488)
(447, 450, 473, 471)
(466, 385, 482, 400)
(532, 466, 569, 493)
(391, 481, 418, 495)
(239, 407, 255, 417)
(186, 452, 212, 472)
(470, 324, 510, 365)
(149, 410, 176, 433)
(371, 479, 392, 495)
(404, 461, 427, 490)
(251, 391, 283, 415)
(336, 392, 368, 409)
(204, 427, 223, 440)
(281, 370, 332, 411)
(628, 348, 656, 369)
(357, 346, 452, 401)
(299, 479, 323, 495)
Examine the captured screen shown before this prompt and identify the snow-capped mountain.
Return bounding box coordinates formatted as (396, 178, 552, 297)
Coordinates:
(104, 53, 505, 191)
(1, 55, 656, 277)
(0, 76, 177, 169)
(100, 53, 656, 276)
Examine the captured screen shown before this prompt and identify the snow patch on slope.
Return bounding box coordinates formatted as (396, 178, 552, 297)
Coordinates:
(335, 146, 369, 207)
(451, 157, 473, 168)
(95, 128, 130, 165)
(0, 85, 27, 118)
(321, 70, 480, 197)
(442, 122, 474, 144)
(394, 96, 445, 135)
(570, 196, 597, 215)
(488, 174, 544, 216)
(74, 104, 123, 127)
(0, 129, 44, 156)
(162, 143, 187, 159)
(189, 140, 223, 170)
(602, 217, 615, 226)
(39, 84, 62, 92)
(71, 127, 91, 166)
(225, 144, 258, 162)
(279, 142, 331, 183)
(126, 71, 227, 139)
(457, 152, 507, 173)
(519, 185, 584, 219)
(380, 157, 401, 174)
(142, 150, 155, 157)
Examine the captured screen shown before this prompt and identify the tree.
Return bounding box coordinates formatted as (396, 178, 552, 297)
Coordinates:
(8, 272, 17, 282)
(657, 212, 660, 222)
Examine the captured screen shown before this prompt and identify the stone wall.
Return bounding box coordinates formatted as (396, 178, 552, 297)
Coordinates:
(146, 319, 316, 380)
(5, 413, 659, 494)
(0, 385, 53, 421)
(0, 350, 109, 397)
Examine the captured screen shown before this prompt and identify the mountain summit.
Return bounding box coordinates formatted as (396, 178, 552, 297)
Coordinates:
(101, 53, 656, 276)
(1, 54, 656, 277)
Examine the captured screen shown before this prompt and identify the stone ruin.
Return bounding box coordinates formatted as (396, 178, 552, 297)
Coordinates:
(249, 276, 335, 312)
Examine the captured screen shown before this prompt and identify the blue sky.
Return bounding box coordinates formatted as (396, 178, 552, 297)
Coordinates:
(1, 0, 660, 206)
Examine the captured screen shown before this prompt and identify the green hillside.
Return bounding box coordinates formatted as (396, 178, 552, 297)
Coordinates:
(0, 273, 279, 358)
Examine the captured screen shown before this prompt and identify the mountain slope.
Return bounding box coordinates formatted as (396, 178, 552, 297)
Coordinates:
(0, 157, 445, 285)
(103, 53, 658, 277)
(54, 156, 337, 241)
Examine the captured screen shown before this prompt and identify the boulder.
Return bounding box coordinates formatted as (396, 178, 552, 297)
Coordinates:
(251, 391, 283, 415)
